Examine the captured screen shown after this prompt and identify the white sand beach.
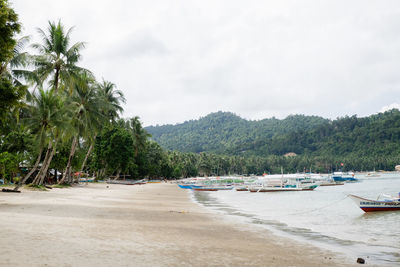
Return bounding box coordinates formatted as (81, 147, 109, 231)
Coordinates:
(0, 183, 357, 266)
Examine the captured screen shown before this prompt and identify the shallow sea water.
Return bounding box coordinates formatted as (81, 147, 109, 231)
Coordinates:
(191, 173, 400, 266)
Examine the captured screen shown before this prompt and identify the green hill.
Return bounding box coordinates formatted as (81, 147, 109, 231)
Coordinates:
(146, 110, 400, 159)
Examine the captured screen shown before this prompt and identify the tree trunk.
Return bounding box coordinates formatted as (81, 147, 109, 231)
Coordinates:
(32, 142, 52, 185)
(54, 67, 60, 94)
(14, 147, 43, 190)
(77, 140, 94, 181)
(99, 168, 105, 179)
(59, 136, 78, 184)
(37, 145, 56, 185)
(113, 169, 121, 181)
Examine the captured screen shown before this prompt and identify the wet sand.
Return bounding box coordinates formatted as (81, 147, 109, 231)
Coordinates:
(0, 183, 355, 266)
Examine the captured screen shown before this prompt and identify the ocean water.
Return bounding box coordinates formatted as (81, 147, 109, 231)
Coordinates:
(191, 173, 400, 266)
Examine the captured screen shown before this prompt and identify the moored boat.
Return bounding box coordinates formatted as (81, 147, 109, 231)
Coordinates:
(348, 194, 400, 212)
(193, 187, 219, 191)
(366, 172, 381, 178)
(319, 181, 344, 186)
(107, 179, 147, 185)
(178, 184, 194, 189)
(248, 183, 318, 192)
(331, 172, 358, 182)
(193, 185, 234, 191)
(235, 186, 249, 191)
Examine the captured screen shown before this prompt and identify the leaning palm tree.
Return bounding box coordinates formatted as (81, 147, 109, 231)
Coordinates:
(31, 20, 89, 94)
(14, 88, 69, 188)
(58, 73, 105, 184)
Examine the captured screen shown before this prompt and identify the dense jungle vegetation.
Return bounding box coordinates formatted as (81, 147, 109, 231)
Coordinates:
(146, 110, 400, 174)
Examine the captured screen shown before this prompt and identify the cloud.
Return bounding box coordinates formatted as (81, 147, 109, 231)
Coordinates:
(12, 0, 400, 126)
(380, 103, 400, 113)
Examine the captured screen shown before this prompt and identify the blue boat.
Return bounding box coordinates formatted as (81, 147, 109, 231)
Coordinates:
(178, 184, 193, 189)
(331, 172, 358, 182)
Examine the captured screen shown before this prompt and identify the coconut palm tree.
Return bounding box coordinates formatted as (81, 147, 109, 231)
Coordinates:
(58, 73, 105, 184)
(31, 20, 89, 94)
(15, 88, 69, 188)
(127, 116, 151, 157)
(97, 80, 126, 122)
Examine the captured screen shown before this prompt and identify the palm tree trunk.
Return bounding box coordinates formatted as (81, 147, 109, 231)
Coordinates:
(14, 147, 43, 190)
(113, 169, 121, 181)
(99, 168, 105, 179)
(54, 67, 60, 94)
(59, 136, 78, 184)
(32, 142, 52, 185)
(37, 145, 56, 185)
(78, 135, 96, 181)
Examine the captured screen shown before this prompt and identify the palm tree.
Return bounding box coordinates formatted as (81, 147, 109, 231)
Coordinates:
(58, 73, 104, 184)
(31, 20, 89, 94)
(15, 89, 69, 188)
(127, 116, 151, 157)
(97, 80, 126, 122)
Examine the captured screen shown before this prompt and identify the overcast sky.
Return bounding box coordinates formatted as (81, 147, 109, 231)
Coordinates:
(12, 0, 400, 126)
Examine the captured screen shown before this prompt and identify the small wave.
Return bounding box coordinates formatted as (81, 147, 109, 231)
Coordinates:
(191, 190, 400, 266)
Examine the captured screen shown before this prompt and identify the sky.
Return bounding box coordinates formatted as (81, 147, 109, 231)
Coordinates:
(12, 0, 400, 126)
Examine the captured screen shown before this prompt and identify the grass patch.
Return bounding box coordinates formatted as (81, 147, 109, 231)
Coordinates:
(25, 184, 47, 191)
(52, 183, 72, 188)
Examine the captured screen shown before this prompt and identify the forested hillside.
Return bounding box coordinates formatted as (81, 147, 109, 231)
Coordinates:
(146, 110, 400, 159)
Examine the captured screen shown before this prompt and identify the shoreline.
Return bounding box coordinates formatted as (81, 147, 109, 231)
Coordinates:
(0, 183, 357, 266)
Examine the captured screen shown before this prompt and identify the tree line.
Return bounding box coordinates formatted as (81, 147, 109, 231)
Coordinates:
(147, 111, 400, 173)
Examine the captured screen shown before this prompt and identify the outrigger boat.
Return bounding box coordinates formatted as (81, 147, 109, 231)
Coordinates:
(348, 194, 400, 212)
(107, 179, 147, 185)
(249, 183, 318, 192)
(193, 187, 218, 191)
(331, 172, 358, 182)
(193, 185, 234, 191)
(178, 184, 194, 189)
(178, 183, 234, 191)
(235, 185, 249, 191)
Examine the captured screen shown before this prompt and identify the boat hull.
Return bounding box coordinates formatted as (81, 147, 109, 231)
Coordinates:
(348, 194, 400, 212)
(178, 184, 193, 189)
(319, 182, 344, 186)
(107, 179, 147, 185)
(332, 176, 358, 182)
(249, 185, 317, 192)
(193, 186, 233, 191)
(236, 188, 248, 191)
(193, 188, 218, 191)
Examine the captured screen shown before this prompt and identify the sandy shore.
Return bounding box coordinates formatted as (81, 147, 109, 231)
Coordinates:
(0, 183, 356, 266)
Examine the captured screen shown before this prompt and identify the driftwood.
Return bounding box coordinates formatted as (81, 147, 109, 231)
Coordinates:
(2, 188, 21, 193)
(44, 185, 53, 189)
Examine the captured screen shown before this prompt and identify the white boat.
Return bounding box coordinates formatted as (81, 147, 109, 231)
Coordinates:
(235, 185, 249, 191)
(348, 193, 400, 212)
(248, 183, 319, 192)
(366, 171, 381, 178)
